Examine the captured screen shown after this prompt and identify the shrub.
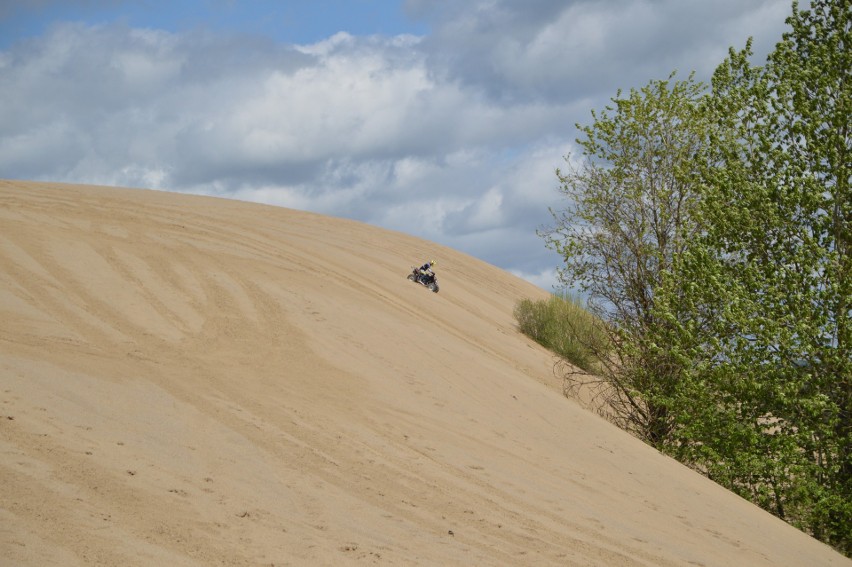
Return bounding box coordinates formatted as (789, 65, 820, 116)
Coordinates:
(514, 291, 607, 372)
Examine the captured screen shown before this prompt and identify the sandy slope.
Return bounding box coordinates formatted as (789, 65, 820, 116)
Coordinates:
(0, 180, 847, 567)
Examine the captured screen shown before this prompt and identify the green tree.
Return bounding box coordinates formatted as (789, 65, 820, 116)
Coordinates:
(542, 2, 849, 551)
(659, 0, 850, 552)
(541, 74, 710, 446)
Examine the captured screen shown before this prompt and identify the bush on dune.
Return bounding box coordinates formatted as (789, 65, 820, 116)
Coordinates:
(514, 291, 608, 373)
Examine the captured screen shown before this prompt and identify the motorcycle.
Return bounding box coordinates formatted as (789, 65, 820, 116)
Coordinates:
(407, 267, 439, 293)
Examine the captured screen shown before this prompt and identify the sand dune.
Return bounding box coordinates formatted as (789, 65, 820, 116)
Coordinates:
(0, 180, 847, 566)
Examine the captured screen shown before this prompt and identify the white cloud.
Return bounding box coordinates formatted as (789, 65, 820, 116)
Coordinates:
(509, 267, 561, 293)
(0, 1, 798, 290)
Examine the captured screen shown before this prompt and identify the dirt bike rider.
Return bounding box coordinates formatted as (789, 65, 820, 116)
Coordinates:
(416, 260, 437, 284)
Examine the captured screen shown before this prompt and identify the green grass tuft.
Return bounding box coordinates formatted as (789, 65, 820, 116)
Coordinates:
(514, 291, 608, 372)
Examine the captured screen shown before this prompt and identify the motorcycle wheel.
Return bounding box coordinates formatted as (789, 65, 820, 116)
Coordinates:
(429, 283, 439, 293)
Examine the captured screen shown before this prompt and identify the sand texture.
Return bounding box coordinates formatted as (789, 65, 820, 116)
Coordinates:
(1, 180, 848, 566)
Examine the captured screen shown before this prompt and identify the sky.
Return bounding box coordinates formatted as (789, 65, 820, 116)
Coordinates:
(0, 0, 798, 291)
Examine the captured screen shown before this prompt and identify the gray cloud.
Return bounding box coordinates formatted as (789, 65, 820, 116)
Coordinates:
(415, 0, 791, 103)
